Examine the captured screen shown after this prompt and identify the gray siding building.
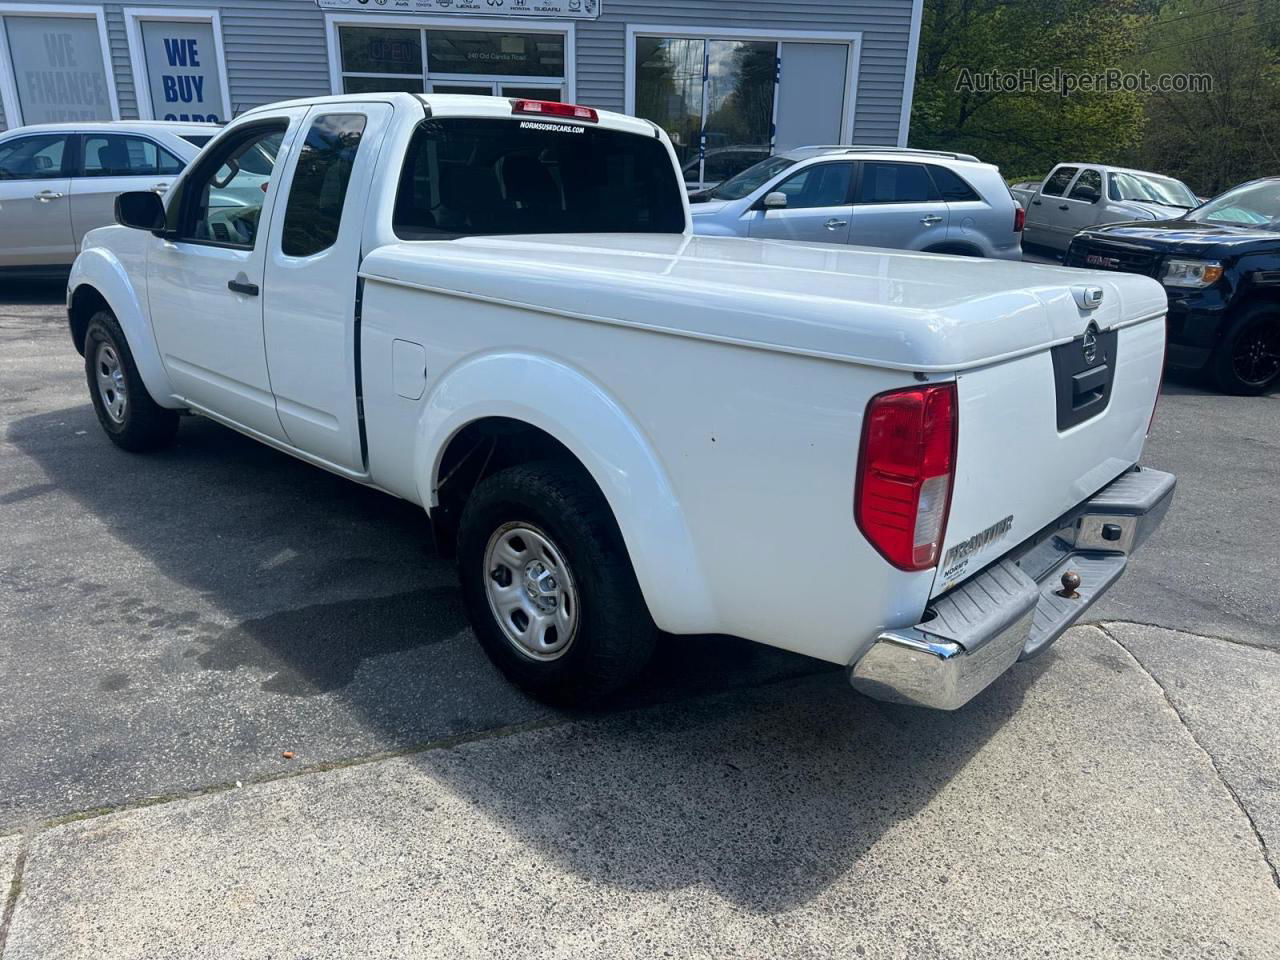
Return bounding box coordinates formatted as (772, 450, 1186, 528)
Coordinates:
(0, 0, 921, 186)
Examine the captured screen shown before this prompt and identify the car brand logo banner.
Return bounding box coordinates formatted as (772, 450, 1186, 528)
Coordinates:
(316, 0, 601, 19)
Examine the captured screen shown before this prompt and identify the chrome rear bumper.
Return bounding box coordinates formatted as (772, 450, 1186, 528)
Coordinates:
(849, 466, 1175, 710)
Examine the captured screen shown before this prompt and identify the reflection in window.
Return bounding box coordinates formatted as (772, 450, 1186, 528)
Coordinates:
(856, 162, 935, 204)
(634, 36, 778, 190)
(426, 31, 563, 77)
(282, 114, 367, 258)
(83, 135, 183, 177)
(339, 26, 422, 74)
(703, 40, 775, 164)
(775, 162, 853, 209)
(392, 118, 685, 239)
(336, 26, 566, 102)
(183, 127, 284, 248)
(635, 37, 704, 172)
(0, 134, 67, 180)
(343, 76, 425, 95)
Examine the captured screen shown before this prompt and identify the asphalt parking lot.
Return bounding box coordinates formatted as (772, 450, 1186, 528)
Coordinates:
(1, 278, 1278, 957)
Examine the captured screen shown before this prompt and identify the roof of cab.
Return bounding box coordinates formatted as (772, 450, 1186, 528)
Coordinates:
(238, 92, 659, 138)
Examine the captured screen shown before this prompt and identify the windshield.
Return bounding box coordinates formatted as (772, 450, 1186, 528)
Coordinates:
(1108, 171, 1196, 208)
(708, 155, 796, 200)
(1186, 180, 1280, 228)
(393, 117, 685, 239)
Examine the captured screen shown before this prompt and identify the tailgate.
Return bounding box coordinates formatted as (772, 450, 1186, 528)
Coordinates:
(933, 306, 1166, 597)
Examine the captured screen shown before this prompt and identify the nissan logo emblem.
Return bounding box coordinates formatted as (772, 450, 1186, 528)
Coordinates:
(1082, 324, 1099, 365)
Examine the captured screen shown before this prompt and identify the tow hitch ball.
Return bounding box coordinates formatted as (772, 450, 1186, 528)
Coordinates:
(1057, 570, 1082, 599)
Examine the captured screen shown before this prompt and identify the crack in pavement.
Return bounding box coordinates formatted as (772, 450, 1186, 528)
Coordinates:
(1098, 622, 1280, 892)
(0, 826, 35, 959)
(1090, 616, 1280, 656)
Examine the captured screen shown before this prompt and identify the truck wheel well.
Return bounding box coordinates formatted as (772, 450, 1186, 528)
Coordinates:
(68, 285, 111, 356)
(1232, 287, 1280, 326)
(431, 417, 595, 553)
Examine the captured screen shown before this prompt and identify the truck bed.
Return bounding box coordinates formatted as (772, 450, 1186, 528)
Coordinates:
(360, 233, 1166, 372)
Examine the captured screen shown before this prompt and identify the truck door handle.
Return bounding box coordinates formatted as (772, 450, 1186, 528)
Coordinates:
(34, 189, 63, 202)
(150, 182, 169, 193)
(227, 279, 259, 296)
(1059, 204, 1070, 211)
(1032, 199, 1042, 206)
(825, 218, 848, 230)
(920, 215, 943, 225)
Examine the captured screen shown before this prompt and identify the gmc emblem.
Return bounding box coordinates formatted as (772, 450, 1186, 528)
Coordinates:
(1085, 254, 1121, 269)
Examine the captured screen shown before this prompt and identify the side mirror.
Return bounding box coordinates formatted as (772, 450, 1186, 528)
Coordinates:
(761, 191, 788, 210)
(1076, 187, 1101, 204)
(115, 191, 166, 232)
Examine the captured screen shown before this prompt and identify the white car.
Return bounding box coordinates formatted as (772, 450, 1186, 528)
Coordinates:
(67, 93, 1174, 711)
(0, 119, 218, 276)
(1010, 163, 1199, 255)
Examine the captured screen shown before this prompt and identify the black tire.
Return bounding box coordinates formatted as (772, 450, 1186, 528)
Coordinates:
(1209, 303, 1280, 395)
(457, 460, 656, 706)
(83, 310, 180, 452)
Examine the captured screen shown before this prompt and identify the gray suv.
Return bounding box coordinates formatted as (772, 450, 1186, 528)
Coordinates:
(688, 146, 1024, 260)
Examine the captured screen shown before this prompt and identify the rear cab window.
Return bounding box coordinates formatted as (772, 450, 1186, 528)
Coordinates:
(1041, 166, 1078, 197)
(392, 117, 685, 239)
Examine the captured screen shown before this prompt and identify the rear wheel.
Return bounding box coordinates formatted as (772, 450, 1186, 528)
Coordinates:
(457, 460, 656, 705)
(1210, 303, 1280, 395)
(83, 310, 180, 451)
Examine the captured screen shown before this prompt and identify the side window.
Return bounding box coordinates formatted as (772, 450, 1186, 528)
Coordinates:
(82, 135, 185, 178)
(928, 165, 980, 202)
(1069, 168, 1102, 200)
(281, 114, 368, 258)
(175, 123, 287, 248)
(772, 162, 853, 209)
(1041, 166, 1078, 197)
(855, 162, 936, 204)
(0, 135, 68, 180)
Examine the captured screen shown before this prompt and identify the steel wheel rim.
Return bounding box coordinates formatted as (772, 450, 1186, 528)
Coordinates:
(483, 522, 579, 662)
(94, 341, 128, 424)
(1232, 319, 1280, 386)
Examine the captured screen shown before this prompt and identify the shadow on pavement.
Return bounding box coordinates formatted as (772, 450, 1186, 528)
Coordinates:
(8, 403, 1037, 908)
(406, 661, 1043, 912)
(0, 278, 67, 305)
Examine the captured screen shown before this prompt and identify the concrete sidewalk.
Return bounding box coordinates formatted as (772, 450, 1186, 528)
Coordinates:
(2, 625, 1278, 959)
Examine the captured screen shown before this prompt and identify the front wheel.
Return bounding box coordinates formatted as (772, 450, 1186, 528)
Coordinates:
(83, 310, 180, 451)
(456, 461, 656, 705)
(1209, 303, 1280, 395)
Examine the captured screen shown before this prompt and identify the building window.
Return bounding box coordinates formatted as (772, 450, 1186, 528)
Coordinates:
(334, 23, 566, 100)
(125, 11, 230, 123)
(630, 29, 856, 190)
(0, 8, 117, 125)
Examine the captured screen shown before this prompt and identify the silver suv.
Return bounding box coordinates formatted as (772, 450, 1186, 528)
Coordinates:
(689, 146, 1024, 260)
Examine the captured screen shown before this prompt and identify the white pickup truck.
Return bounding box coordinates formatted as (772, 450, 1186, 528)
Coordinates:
(67, 93, 1175, 710)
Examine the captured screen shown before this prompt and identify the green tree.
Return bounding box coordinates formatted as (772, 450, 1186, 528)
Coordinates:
(1130, 0, 1280, 195)
(910, 0, 1153, 179)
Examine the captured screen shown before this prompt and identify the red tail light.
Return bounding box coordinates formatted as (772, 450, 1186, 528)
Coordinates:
(1013, 205, 1026, 232)
(855, 383, 958, 571)
(512, 99, 598, 122)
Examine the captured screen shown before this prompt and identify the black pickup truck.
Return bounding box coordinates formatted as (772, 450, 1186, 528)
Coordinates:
(1066, 176, 1280, 394)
